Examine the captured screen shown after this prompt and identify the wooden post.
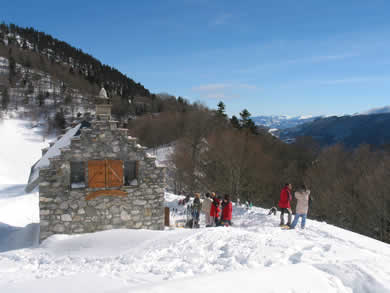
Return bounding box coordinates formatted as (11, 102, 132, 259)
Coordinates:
(164, 207, 170, 226)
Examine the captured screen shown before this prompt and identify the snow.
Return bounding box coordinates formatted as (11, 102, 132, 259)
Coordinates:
(1, 118, 390, 292)
(299, 115, 313, 120)
(147, 145, 174, 167)
(0, 119, 47, 184)
(71, 182, 86, 189)
(360, 106, 390, 115)
(28, 123, 81, 186)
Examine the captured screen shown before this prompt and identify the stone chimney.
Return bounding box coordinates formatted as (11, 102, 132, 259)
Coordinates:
(96, 88, 112, 119)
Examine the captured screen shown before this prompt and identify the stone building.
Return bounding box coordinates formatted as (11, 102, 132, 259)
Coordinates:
(27, 89, 166, 241)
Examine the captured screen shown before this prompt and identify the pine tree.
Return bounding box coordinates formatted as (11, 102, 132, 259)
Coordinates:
(1, 87, 10, 110)
(217, 101, 227, 119)
(54, 109, 66, 129)
(37, 92, 45, 107)
(239, 109, 251, 124)
(8, 56, 16, 85)
(230, 115, 240, 129)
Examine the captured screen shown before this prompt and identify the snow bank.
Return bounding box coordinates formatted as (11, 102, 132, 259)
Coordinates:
(1, 118, 390, 292)
(28, 123, 81, 186)
(0, 119, 47, 184)
(0, 192, 389, 292)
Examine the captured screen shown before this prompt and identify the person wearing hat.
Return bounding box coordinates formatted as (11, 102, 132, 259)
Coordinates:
(278, 183, 293, 226)
(221, 194, 233, 226)
(209, 192, 220, 226)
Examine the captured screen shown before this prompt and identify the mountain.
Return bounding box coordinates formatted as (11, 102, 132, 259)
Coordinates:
(252, 115, 320, 130)
(0, 23, 183, 129)
(0, 23, 151, 99)
(279, 113, 390, 148)
(359, 105, 390, 115)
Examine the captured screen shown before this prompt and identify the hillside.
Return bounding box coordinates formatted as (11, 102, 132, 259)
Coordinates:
(1, 117, 390, 293)
(0, 23, 150, 99)
(279, 113, 390, 148)
(0, 23, 175, 129)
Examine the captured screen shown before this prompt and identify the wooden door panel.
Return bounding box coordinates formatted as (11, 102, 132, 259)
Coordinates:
(88, 160, 106, 188)
(107, 160, 123, 187)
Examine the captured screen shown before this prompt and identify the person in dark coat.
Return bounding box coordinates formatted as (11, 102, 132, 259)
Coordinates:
(278, 183, 293, 226)
(221, 194, 233, 226)
(192, 193, 202, 228)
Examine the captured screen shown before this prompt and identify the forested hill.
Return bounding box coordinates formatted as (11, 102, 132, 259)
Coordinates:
(0, 23, 150, 98)
(279, 113, 390, 149)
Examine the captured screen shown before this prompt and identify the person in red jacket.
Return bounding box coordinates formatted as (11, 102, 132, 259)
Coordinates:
(209, 192, 220, 226)
(278, 183, 293, 226)
(221, 194, 233, 226)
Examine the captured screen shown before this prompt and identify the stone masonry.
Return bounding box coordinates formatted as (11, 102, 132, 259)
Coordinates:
(39, 114, 166, 241)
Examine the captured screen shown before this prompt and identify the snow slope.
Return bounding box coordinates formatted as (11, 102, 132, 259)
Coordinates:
(1, 193, 390, 292)
(0, 119, 47, 184)
(0, 118, 390, 292)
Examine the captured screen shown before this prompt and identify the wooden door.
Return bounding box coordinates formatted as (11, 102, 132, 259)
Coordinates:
(107, 160, 123, 187)
(88, 160, 106, 188)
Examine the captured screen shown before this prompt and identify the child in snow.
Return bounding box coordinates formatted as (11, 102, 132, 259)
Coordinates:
(278, 183, 293, 226)
(290, 185, 310, 229)
(192, 193, 202, 228)
(209, 192, 220, 227)
(202, 192, 213, 227)
(220, 194, 233, 226)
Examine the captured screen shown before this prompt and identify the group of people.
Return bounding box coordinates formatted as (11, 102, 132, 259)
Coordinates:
(190, 192, 233, 228)
(278, 183, 311, 229)
(182, 182, 310, 230)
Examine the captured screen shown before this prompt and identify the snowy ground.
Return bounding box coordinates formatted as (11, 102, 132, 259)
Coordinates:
(1, 118, 390, 293)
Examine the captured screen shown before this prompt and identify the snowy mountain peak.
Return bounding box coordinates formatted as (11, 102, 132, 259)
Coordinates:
(252, 115, 320, 130)
(359, 105, 390, 115)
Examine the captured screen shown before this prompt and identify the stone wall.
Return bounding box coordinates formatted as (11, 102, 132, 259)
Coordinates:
(39, 114, 166, 241)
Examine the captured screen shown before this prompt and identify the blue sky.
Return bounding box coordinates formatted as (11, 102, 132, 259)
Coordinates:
(2, 0, 390, 117)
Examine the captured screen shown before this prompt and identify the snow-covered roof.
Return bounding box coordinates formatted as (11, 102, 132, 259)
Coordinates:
(25, 124, 81, 192)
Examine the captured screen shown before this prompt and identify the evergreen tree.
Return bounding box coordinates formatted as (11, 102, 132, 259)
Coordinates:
(239, 109, 251, 124)
(216, 101, 227, 119)
(239, 109, 257, 134)
(230, 115, 240, 129)
(54, 109, 66, 129)
(1, 87, 10, 110)
(37, 92, 45, 107)
(8, 56, 16, 85)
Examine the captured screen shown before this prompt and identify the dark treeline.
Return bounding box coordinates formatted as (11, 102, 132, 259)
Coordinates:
(129, 102, 390, 243)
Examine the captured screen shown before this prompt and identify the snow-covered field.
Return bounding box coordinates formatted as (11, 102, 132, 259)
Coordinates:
(1, 118, 390, 293)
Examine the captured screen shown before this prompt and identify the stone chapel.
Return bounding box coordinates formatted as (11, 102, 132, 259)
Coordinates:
(28, 88, 166, 241)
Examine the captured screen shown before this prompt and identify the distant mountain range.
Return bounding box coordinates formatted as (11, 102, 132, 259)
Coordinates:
(254, 106, 390, 148)
(279, 112, 390, 148)
(252, 115, 321, 130)
(253, 106, 390, 131)
(358, 106, 390, 115)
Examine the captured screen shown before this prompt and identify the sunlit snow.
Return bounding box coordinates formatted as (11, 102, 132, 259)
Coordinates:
(0, 118, 389, 293)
